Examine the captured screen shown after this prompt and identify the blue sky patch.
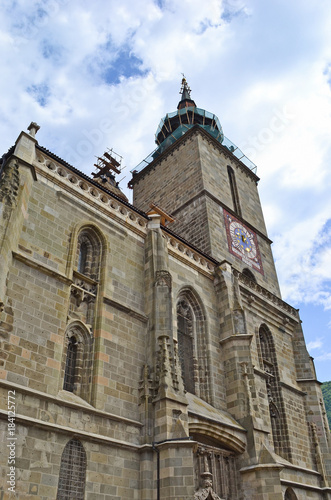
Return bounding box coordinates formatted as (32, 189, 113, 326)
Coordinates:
(101, 49, 147, 85)
(26, 83, 50, 107)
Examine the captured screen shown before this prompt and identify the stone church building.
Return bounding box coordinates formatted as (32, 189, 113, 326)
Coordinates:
(0, 79, 330, 499)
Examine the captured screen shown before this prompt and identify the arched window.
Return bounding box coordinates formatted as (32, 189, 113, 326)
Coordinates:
(63, 336, 77, 392)
(258, 324, 290, 459)
(76, 229, 102, 280)
(242, 267, 256, 282)
(176, 289, 209, 400)
(177, 300, 195, 394)
(227, 165, 242, 217)
(57, 439, 86, 500)
(62, 323, 93, 401)
(284, 487, 298, 500)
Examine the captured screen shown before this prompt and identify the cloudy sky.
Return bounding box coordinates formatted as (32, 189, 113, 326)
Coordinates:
(1, 0, 331, 381)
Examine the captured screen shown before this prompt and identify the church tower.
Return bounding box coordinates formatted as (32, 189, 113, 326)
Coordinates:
(130, 77, 280, 296)
(130, 78, 331, 498)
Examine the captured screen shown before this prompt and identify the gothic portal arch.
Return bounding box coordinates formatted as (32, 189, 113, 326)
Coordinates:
(176, 287, 210, 401)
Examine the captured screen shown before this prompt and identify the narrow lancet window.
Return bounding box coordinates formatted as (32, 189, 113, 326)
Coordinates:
(177, 300, 195, 394)
(63, 336, 77, 392)
(78, 241, 88, 274)
(228, 165, 242, 216)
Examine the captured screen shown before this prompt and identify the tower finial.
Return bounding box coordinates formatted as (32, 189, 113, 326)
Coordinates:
(177, 75, 196, 110)
(180, 75, 191, 100)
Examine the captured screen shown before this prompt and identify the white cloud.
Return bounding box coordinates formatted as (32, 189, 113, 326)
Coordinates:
(315, 352, 331, 361)
(307, 338, 324, 351)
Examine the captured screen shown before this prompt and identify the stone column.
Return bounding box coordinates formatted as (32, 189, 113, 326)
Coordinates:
(141, 214, 195, 499)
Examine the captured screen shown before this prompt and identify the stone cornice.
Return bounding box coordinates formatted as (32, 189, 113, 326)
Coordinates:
(234, 269, 299, 320)
(33, 151, 148, 237)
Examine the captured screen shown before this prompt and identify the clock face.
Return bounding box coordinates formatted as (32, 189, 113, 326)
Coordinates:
(230, 222, 257, 258)
(224, 210, 264, 274)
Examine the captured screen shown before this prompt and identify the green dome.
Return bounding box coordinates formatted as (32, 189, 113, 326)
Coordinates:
(155, 78, 224, 154)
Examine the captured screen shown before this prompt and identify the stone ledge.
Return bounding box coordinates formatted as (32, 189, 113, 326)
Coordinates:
(12, 251, 71, 284)
(281, 479, 328, 493)
(0, 379, 142, 427)
(219, 334, 253, 346)
(103, 296, 148, 323)
(0, 410, 141, 451)
(280, 381, 307, 396)
(297, 378, 323, 386)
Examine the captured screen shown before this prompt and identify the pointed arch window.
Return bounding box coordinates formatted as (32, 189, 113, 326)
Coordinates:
(242, 267, 256, 283)
(63, 336, 77, 392)
(177, 300, 195, 394)
(62, 324, 93, 402)
(258, 324, 290, 459)
(76, 229, 101, 280)
(57, 439, 86, 500)
(176, 289, 209, 401)
(227, 165, 242, 217)
(284, 487, 298, 500)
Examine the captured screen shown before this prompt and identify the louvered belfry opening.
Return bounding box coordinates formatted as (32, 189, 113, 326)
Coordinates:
(57, 439, 86, 500)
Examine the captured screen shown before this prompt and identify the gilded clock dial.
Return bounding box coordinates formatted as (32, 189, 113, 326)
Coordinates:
(229, 222, 257, 259)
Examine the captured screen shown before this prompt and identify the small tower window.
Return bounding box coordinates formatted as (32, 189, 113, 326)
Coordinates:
(227, 165, 242, 217)
(57, 439, 86, 500)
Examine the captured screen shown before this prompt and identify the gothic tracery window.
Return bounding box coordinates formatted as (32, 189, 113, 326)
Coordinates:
(177, 300, 195, 394)
(176, 289, 209, 400)
(57, 439, 86, 500)
(63, 335, 77, 392)
(62, 324, 93, 401)
(76, 229, 102, 280)
(258, 324, 289, 459)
